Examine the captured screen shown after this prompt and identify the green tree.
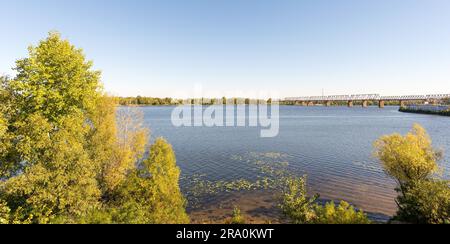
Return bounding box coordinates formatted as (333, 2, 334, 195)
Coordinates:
(374, 124, 450, 224)
(0, 33, 103, 223)
(2, 113, 100, 223)
(145, 138, 189, 224)
(374, 124, 441, 187)
(89, 138, 189, 224)
(9, 32, 101, 124)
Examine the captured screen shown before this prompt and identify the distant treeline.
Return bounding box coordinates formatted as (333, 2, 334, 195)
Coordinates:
(117, 97, 276, 106)
(117, 97, 450, 107)
(117, 97, 176, 106)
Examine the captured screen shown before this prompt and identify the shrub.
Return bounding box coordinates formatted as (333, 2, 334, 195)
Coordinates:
(279, 176, 317, 224)
(229, 206, 245, 224)
(313, 201, 371, 224)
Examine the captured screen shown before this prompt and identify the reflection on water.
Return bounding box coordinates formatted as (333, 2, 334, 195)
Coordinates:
(129, 106, 450, 217)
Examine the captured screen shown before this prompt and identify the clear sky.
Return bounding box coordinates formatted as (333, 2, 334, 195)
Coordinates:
(1, 0, 450, 98)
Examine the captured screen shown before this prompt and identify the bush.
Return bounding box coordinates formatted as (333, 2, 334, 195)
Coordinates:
(229, 206, 245, 224)
(279, 176, 317, 224)
(279, 176, 371, 224)
(313, 201, 371, 224)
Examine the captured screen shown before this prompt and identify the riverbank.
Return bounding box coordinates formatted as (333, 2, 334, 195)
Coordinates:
(399, 105, 450, 116)
(188, 190, 392, 224)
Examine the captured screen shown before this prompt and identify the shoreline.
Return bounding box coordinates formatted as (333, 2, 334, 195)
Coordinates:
(399, 107, 450, 117)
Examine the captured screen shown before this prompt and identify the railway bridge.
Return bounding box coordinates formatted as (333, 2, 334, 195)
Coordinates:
(284, 94, 450, 108)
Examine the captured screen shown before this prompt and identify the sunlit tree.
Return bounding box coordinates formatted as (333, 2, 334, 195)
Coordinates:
(374, 124, 441, 187)
(145, 138, 189, 224)
(374, 124, 450, 224)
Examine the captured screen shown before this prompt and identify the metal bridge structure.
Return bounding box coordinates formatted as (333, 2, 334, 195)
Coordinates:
(284, 94, 450, 108)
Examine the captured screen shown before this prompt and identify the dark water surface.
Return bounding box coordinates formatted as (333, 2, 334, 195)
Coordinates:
(133, 106, 450, 217)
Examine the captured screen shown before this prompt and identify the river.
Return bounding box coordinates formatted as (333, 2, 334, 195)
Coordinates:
(129, 105, 450, 221)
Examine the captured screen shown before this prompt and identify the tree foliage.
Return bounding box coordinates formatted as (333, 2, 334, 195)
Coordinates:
(395, 180, 450, 224)
(279, 176, 317, 224)
(374, 124, 441, 185)
(81, 138, 189, 224)
(374, 124, 450, 224)
(313, 201, 371, 224)
(144, 138, 189, 224)
(10, 32, 100, 123)
(2, 113, 101, 223)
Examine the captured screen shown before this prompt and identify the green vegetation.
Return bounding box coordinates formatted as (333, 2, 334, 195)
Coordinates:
(279, 176, 371, 224)
(118, 96, 179, 106)
(117, 96, 274, 106)
(228, 206, 246, 224)
(399, 107, 450, 116)
(313, 201, 371, 224)
(374, 124, 450, 224)
(187, 153, 371, 224)
(279, 176, 318, 224)
(0, 32, 188, 224)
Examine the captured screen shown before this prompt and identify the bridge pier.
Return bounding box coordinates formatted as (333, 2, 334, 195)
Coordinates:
(325, 101, 332, 107)
(362, 101, 368, 108)
(379, 100, 385, 108)
(347, 101, 353, 107)
(307, 102, 314, 107)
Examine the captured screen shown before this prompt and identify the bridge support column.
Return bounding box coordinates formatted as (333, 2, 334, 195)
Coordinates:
(362, 100, 368, 108)
(325, 101, 332, 107)
(378, 100, 385, 108)
(348, 101, 353, 107)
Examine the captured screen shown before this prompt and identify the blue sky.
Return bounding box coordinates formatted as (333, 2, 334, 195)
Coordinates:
(1, 0, 450, 98)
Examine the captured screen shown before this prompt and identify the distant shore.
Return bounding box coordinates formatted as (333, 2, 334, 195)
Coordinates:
(399, 105, 450, 117)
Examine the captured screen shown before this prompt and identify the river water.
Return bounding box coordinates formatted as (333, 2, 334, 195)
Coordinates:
(133, 105, 450, 218)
